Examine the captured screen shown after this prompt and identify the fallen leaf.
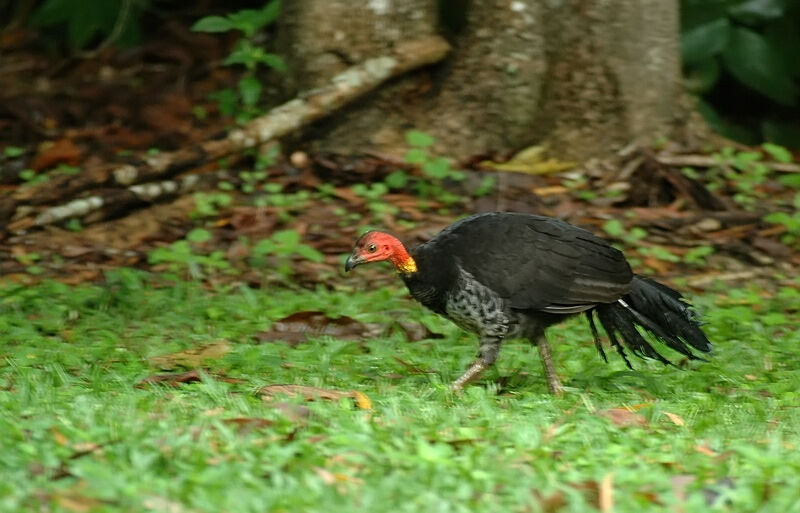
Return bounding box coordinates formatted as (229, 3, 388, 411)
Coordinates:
(532, 185, 569, 196)
(351, 391, 373, 410)
(274, 402, 312, 422)
(481, 145, 576, 175)
(54, 494, 107, 513)
(259, 384, 372, 410)
(257, 311, 382, 346)
(744, 374, 757, 381)
(31, 138, 82, 171)
(599, 473, 614, 513)
(663, 411, 686, 426)
(694, 444, 717, 457)
(598, 408, 648, 428)
(135, 369, 244, 388)
(222, 418, 275, 433)
(51, 426, 69, 447)
(148, 340, 231, 369)
(135, 370, 203, 387)
(312, 467, 364, 492)
(533, 490, 567, 513)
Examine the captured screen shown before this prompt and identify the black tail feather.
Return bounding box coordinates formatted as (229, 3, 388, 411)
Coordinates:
(592, 276, 712, 366)
(585, 311, 607, 363)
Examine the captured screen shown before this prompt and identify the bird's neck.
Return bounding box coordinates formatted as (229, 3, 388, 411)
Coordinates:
(390, 244, 417, 274)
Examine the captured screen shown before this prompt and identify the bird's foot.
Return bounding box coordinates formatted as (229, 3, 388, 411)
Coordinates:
(450, 360, 488, 392)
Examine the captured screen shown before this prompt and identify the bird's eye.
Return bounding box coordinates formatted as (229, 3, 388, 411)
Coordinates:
(367, 243, 377, 253)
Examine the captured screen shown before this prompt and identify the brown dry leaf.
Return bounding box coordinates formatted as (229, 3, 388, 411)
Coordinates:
(135, 369, 204, 387)
(48, 483, 112, 513)
(643, 256, 670, 275)
(598, 408, 648, 428)
(532, 185, 569, 196)
(274, 402, 312, 422)
(222, 418, 275, 433)
(257, 311, 381, 347)
(744, 374, 757, 381)
(393, 321, 444, 342)
(599, 473, 614, 513)
(663, 411, 686, 426)
(31, 138, 82, 171)
(694, 444, 717, 457)
(148, 340, 231, 369)
(51, 426, 69, 447)
(260, 384, 372, 410)
(54, 494, 107, 513)
(533, 490, 567, 513)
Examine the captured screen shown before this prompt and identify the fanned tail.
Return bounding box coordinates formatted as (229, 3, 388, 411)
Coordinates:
(590, 276, 712, 367)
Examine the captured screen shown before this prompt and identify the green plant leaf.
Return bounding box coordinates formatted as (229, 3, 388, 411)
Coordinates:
(764, 211, 792, 224)
(728, 0, 787, 24)
(295, 245, 324, 263)
(761, 142, 792, 163)
(186, 229, 212, 243)
(384, 170, 409, 189)
(681, 18, 730, 65)
(764, 18, 800, 78)
(422, 158, 451, 179)
(680, 0, 731, 31)
(684, 58, 721, 94)
(238, 75, 262, 107)
(406, 130, 434, 148)
(191, 16, 234, 33)
(259, 53, 287, 72)
(405, 148, 427, 165)
(722, 27, 797, 106)
(602, 219, 625, 237)
(684, 245, 714, 264)
(252, 239, 276, 257)
(3, 146, 24, 158)
(272, 230, 300, 245)
(259, 0, 281, 26)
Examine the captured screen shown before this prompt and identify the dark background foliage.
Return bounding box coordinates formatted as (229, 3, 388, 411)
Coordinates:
(681, 0, 800, 148)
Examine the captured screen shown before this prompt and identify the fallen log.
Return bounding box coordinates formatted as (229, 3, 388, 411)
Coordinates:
(7, 35, 451, 231)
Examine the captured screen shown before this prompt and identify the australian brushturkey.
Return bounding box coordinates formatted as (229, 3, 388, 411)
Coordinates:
(345, 212, 712, 394)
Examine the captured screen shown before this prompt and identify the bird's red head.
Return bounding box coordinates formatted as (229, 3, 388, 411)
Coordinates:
(345, 231, 417, 274)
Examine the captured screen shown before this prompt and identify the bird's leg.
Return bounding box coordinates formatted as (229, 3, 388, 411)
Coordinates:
(451, 337, 502, 391)
(536, 336, 565, 395)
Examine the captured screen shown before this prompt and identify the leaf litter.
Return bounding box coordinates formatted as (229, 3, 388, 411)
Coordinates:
(259, 384, 373, 410)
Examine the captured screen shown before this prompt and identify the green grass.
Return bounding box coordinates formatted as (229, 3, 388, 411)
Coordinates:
(1, 270, 799, 512)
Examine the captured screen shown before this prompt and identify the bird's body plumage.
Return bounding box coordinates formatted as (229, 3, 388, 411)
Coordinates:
(346, 212, 712, 392)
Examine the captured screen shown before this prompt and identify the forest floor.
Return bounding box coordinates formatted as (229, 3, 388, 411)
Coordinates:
(2, 17, 800, 513)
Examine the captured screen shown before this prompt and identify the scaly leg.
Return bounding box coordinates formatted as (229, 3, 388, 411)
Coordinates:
(536, 336, 564, 395)
(451, 336, 502, 391)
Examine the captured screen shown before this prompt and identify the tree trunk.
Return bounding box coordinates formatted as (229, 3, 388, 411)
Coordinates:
(278, 0, 692, 161)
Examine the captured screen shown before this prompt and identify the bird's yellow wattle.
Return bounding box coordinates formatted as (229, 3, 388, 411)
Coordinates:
(396, 256, 417, 274)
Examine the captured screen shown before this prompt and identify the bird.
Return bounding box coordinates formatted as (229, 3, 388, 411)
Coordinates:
(344, 212, 712, 394)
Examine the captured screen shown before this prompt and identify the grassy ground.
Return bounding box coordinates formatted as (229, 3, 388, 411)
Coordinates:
(1, 270, 799, 512)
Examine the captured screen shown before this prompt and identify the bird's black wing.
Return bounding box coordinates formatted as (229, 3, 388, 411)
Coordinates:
(415, 213, 633, 311)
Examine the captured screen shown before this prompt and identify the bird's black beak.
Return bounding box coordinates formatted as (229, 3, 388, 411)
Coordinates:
(344, 253, 362, 272)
